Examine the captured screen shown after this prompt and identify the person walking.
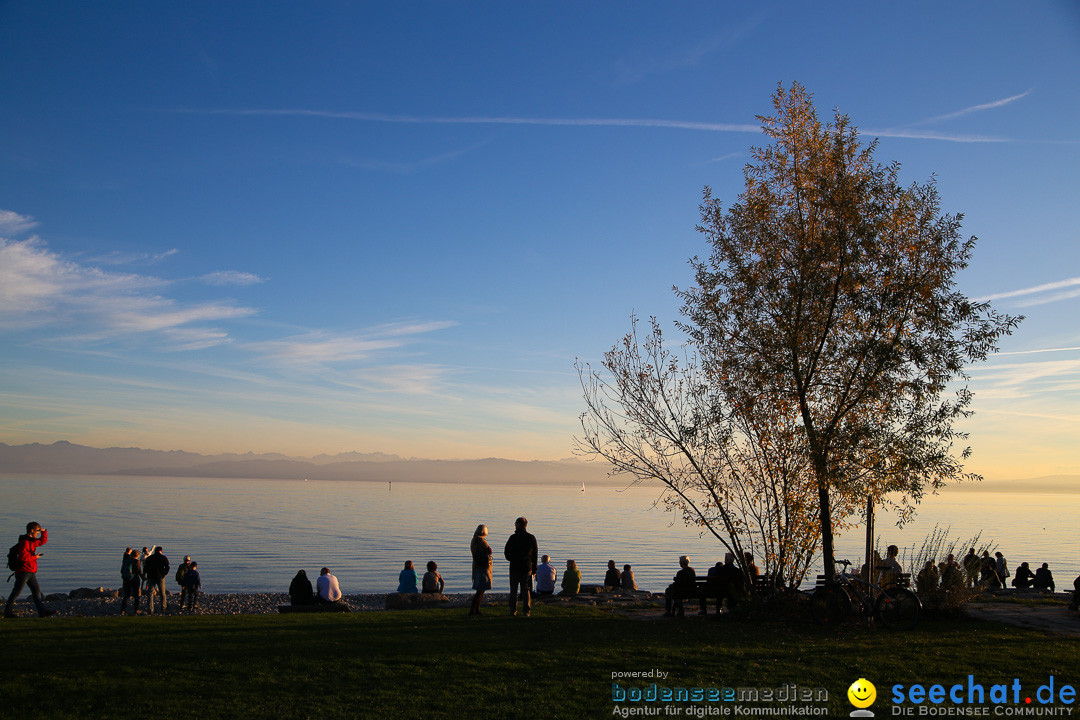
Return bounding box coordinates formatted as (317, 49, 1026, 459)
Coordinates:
(468, 524, 492, 616)
(144, 546, 171, 614)
(4, 522, 56, 618)
(503, 516, 538, 617)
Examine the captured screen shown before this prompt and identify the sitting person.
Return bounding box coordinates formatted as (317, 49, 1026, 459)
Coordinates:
(421, 561, 444, 594)
(535, 554, 557, 597)
(289, 569, 315, 605)
(743, 552, 760, 583)
(700, 553, 746, 616)
(397, 561, 418, 593)
(603, 560, 621, 591)
(663, 555, 696, 618)
(560, 559, 581, 595)
(1032, 563, 1055, 592)
(316, 567, 342, 603)
(939, 554, 963, 592)
(1071, 574, 1080, 611)
(621, 563, 637, 591)
(878, 545, 903, 588)
(916, 560, 940, 604)
(1011, 561, 1035, 589)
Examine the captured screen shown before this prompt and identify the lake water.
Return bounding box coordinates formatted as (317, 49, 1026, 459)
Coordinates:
(1, 473, 1076, 594)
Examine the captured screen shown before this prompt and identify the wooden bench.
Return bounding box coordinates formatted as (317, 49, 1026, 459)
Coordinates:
(815, 573, 911, 589)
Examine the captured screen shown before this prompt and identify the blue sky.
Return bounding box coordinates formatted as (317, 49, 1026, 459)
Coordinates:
(1, 2, 1078, 478)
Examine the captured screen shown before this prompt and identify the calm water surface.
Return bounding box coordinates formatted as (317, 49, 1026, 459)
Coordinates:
(1, 474, 1076, 594)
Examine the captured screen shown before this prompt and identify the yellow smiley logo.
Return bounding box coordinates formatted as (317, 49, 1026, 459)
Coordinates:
(847, 678, 876, 709)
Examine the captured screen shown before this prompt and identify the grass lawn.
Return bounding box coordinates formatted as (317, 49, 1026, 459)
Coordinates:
(2, 603, 1078, 719)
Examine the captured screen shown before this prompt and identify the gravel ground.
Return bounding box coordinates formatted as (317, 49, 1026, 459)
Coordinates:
(4, 588, 661, 618)
(4, 592, 492, 617)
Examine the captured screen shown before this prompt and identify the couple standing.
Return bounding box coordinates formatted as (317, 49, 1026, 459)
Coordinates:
(468, 516, 538, 617)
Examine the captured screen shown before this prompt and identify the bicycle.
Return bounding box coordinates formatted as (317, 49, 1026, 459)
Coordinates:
(809, 559, 922, 630)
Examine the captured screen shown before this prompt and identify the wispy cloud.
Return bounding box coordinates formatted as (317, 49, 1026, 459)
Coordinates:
(975, 276, 1080, 307)
(199, 270, 265, 286)
(341, 139, 492, 175)
(249, 321, 456, 366)
(0, 210, 38, 236)
(609, 15, 766, 86)
(917, 88, 1035, 125)
(0, 236, 255, 347)
(865, 128, 1010, 143)
(172, 107, 1023, 144)
(88, 248, 179, 266)
(703, 152, 743, 165)
(867, 89, 1039, 144)
(994, 346, 1080, 357)
(172, 107, 762, 134)
(972, 356, 1080, 398)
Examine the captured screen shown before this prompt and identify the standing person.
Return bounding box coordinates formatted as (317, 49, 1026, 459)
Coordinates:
(119, 548, 142, 616)
(144, 547, 170, 614)
(980, 551, 999, 589)
(995, 552, 1010, 587)
(468, 524, 492, 616)
(503, 516, 538, 617)
(535, 555, 557, 597)
(316, 567, 342, 603)
(962, 548, 981, 589)
(4, 522, 56, 618)
(176, 556, 192, 609)
(140, 546, 152, 590)
(182, 561, 201, 613)
(604, 560, 621, 591)
(621, 564, 638, 591)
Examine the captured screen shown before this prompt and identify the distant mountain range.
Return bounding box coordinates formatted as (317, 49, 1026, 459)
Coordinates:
(0, 441, 619, 485)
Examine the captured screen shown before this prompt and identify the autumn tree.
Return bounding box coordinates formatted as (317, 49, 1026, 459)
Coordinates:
(579, 83, 1020, 584)
(578, 317, 838, 588)
(678, 83, 1021, 578)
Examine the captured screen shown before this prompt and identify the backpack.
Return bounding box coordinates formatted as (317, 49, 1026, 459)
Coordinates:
(176, 564, 188, 586)
(6, 541, 25, 581)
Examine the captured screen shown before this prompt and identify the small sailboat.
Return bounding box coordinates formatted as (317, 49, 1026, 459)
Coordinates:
(581, 481, 586, 493)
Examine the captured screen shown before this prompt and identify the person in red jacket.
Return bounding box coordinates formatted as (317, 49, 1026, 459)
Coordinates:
(4, 522, 55, 618)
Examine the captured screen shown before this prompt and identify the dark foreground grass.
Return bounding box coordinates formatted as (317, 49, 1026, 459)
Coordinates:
(2, 604, 1078, 719)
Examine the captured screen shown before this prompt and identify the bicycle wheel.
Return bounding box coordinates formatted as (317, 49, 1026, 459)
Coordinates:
(875, 587, 921, 630)
(809, 585, 853, 626)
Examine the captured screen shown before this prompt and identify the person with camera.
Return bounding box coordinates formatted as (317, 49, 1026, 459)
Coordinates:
(5, 522, 56, 618)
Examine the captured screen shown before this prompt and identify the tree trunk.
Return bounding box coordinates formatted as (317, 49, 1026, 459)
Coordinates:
(816, 468, 836, 581)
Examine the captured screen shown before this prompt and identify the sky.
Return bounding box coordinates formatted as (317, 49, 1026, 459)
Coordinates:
(1, 2, 1078, 480)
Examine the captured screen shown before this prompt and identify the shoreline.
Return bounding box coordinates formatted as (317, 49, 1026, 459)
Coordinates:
(6, 589, 666, 618)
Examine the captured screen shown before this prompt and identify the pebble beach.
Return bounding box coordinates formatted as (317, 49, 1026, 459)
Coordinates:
(6, 589, 662, 618)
